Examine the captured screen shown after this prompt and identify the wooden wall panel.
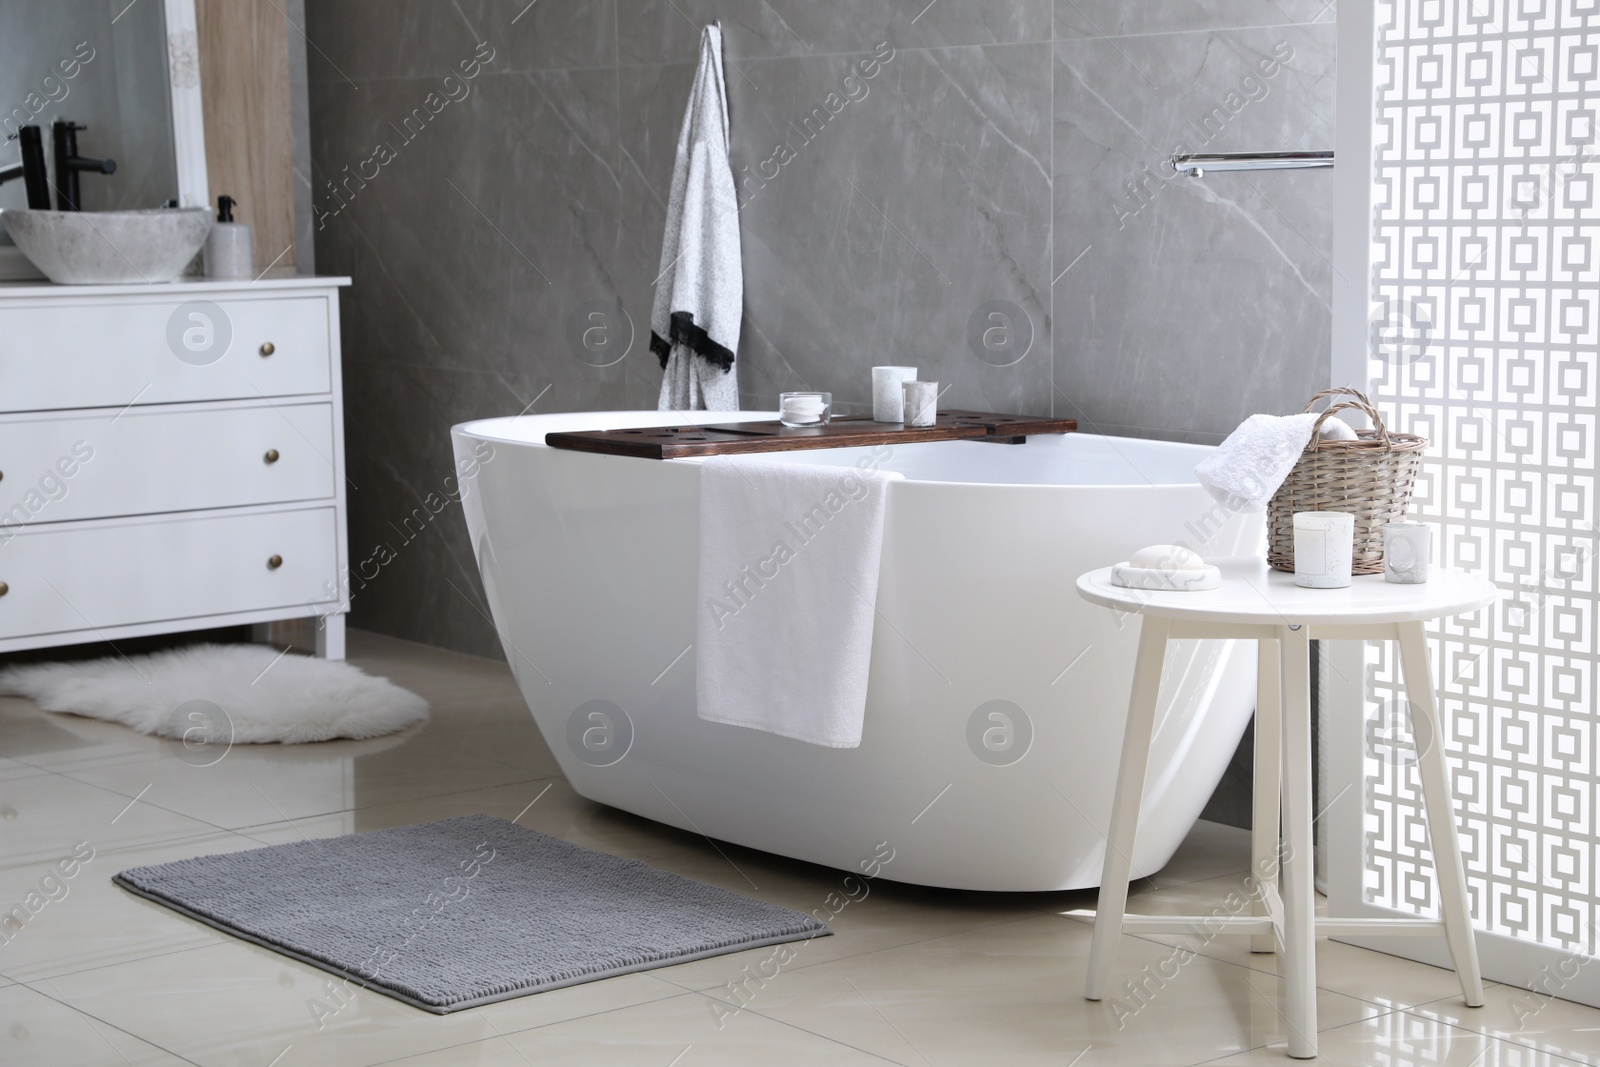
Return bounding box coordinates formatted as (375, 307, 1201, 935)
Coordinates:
(195, 0, 295, 272)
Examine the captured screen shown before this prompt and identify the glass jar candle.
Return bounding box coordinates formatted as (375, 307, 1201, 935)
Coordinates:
(778, 391, 831, 427)
(1383, 520, 1431, 584)
(902, 380, 938, 427)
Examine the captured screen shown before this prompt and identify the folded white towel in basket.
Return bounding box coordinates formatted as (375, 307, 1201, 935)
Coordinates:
(1195, 412, 1321, 512)
(695, 456, 900, 748)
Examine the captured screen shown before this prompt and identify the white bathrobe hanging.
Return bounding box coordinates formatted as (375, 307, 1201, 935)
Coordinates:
(652, 23, 742, 412)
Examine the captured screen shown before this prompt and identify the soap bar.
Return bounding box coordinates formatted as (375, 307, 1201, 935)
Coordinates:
(1112, 543, 1220, 591)
(1127, 544, 1205, 570)
(1111, 561, 1222, 591)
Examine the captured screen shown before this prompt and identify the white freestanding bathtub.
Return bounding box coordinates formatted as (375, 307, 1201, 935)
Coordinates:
(451, 411, 1261, 891)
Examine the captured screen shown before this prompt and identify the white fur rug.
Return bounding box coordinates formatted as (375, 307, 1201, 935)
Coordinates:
(0, 644, 429, 744)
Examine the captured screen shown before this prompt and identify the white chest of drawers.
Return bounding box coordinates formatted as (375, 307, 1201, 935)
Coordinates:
(0, 275, 352, 658)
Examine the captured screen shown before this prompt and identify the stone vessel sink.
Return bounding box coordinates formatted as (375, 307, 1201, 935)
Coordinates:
(0, 207, 211, 284)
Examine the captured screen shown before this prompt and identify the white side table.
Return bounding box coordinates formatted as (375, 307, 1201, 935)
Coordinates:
(1076, 557, 1496, 1059)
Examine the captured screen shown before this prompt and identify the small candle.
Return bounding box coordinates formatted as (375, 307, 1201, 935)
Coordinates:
(1383, 520, 1431, 584)
(779, 391, 831, 427)
(872, 367, 917, 422)
(902, 380, 938, 427)
(1293, 511, 1354, 589)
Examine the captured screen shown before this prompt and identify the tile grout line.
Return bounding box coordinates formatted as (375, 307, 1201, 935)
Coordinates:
(355, 990, 700, 1066)
(1049, 0, 1055, 420)
(13, 977, 206, 1066)
(1393, 1002, 1562, 1062)
(713, 924, 1395, 1066)
(30, 753, 560, 841)
(305, 13, 1336, 91)
(0, 764, 243, 847)
(1055, 17, 1339, 44)
(227, 774, 566, 838)
(1183, 1010, 1408, 1067)
(679, 987, 914, 1066)
(305, 36, 1066, 89)
(649, 907, 1097, 998)
(10, 938, 239, 987)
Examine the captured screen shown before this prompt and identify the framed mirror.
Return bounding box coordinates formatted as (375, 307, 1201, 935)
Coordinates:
(0, 0, 208, 280)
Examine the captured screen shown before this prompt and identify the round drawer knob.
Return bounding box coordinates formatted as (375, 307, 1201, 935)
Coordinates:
(259, 342, 276, 357)
(0, 581, 9, 596)
(264, 449, 280, 464)
(267, 555, 283, 570)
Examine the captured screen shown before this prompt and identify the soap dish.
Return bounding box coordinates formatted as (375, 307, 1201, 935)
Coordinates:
(1110, 562, 1222, 591)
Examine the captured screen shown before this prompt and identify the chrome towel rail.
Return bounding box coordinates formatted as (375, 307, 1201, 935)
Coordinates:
(1169, 151, 1333, 177)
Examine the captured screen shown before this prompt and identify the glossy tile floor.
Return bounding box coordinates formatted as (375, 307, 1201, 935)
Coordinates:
(2, 629, 1597, 1066)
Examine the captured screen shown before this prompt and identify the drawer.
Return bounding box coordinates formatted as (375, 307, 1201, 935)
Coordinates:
(0, 402, 336, 525)
(0, 507, 338, 640)
(0, 294, 331, 412)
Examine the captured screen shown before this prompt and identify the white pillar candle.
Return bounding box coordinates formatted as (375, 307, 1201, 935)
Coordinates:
(902, 380, 938, 427)
(1383, 520, 1432, 584)
(872, 366, 917, 422)
(1293, 511, 1355, 589)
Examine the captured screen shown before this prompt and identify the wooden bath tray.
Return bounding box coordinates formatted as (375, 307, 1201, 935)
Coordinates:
(545, 410, 1078, 459)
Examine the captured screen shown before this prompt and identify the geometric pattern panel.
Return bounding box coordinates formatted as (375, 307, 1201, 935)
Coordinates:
(1367, 0, 1599, 958)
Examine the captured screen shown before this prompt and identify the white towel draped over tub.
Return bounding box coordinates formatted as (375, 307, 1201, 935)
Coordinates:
(695, 457, 901, 748)
(653, 22, 742, 412)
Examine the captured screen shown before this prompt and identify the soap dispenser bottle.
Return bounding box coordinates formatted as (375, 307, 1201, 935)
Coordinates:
(204, 194, 253, 278)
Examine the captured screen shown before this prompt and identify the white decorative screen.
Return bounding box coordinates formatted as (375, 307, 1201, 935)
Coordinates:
(1366, 0, 1599, 961)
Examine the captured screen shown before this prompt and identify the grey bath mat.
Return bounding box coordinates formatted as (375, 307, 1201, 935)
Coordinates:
(114, 813, 829, 1013)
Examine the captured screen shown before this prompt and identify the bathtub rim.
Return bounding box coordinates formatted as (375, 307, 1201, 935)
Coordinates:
(451, 411, 1217, 491)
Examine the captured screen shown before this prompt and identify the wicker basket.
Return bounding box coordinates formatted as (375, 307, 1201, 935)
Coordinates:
(1267, 388, 1426, 575)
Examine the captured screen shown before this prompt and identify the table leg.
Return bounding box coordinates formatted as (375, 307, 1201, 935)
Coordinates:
(317, 612, 347, 661)
(1397, 621, 1485, 1007)
(1252, 636, 1282, 954)
(1085, 615, 1170, 1002)
(1280, 625, 1317, 1059)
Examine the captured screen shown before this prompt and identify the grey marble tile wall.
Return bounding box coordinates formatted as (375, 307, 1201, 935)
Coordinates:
(1053, 9, 1337, 443)
(305, 4, 1337, 727)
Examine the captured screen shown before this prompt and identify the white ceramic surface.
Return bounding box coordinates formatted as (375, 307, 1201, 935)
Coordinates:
(452, 411, 1263, 891)
(0, 207, 211, 284)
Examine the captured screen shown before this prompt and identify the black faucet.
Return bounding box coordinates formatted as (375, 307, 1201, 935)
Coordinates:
(51, 119, 117, 211)
(0, 126, 52, 209)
